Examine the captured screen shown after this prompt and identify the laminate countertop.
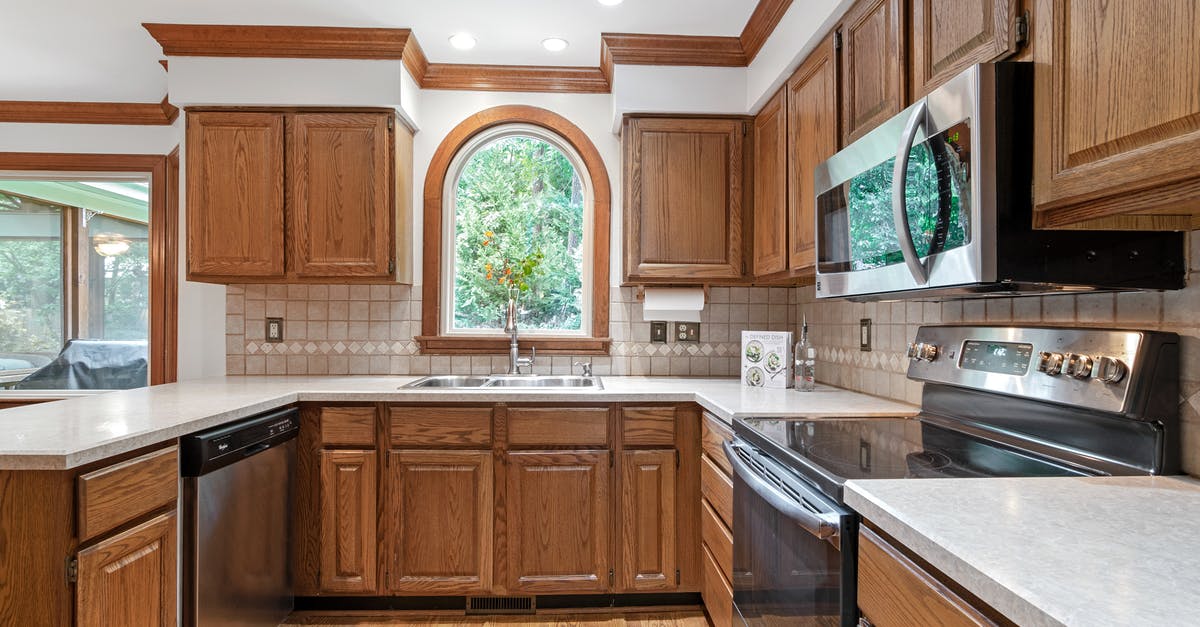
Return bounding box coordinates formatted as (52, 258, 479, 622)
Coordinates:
(0, 376, 917, 470)
(846, 475, 1200, 626)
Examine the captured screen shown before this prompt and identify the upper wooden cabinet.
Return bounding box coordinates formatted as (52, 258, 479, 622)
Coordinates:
(1032, 0, 1200, 229)
(186, 109, 411, 283)
(623, 116, 747, 283)
(752, 91, 789, 277)
(786, 31, 840, 276)
(910, 0, 1020, 98)
(839, 0, 906, 144)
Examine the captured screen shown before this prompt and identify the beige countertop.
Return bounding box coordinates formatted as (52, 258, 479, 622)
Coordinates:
(0, 376, 916, 470)
(846, 475, 1200, 627)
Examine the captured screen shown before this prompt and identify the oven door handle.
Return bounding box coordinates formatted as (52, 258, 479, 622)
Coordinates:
(723, 440, 843, 541)
(891, 99, 931, 286)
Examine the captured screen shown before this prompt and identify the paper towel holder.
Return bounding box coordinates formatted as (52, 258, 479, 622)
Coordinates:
(634, 285, 710, 304)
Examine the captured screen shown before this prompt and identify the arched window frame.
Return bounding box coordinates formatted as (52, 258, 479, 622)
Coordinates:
(418, 105, 610, 355)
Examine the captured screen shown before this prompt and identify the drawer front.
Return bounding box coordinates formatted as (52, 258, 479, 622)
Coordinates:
(700, 454, 733, 530)
(701, 412, 733, 476)
(319, 406, 376, 447)
(701, 498, 733, 583)
(701, 543, 733, 627)
(508, 408, 609, 447)
(77, 446, 178, 541)
(622, 406, 677, 447)
(389, 407, 492, 448)
(859, 527, 996, 627)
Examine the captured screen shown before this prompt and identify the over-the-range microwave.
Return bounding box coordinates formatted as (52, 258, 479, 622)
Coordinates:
(812, 62, 1185, 301)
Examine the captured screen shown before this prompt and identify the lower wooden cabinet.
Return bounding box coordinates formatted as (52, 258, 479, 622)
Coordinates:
(386, 450, 493, 594)
(699, 414, 734, 627)
(319, 449, 378, 594)
(619, 449, 677, 591)
(76, 510, 177, 627)
(506, 450, 611, 593)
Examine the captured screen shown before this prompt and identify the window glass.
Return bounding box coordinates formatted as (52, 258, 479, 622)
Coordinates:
(0, 193, 64, 357)
(449, 133, 588, 334)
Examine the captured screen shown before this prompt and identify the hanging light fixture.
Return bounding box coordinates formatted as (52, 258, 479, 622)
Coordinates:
(93, 232, 131, 257)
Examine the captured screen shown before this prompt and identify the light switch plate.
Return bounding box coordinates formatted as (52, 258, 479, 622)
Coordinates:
(860, 319, 872, 352)
(675, 322, 700, 342)
(650, 321, 668, 343)
(266, 317, 284, 343)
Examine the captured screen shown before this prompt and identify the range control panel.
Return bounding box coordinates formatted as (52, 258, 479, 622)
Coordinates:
(905, 325, 1177, 416)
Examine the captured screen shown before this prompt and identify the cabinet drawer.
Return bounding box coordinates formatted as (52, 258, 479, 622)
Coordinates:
(508, 408, 608, 447)
(77, 446, 178, 541)
(319, 406, 376, 447)
(859, 527, 997, 627)
(701, 413, 733, 476)
(701, 543, 733, 627)
(700, 454, 733, 530)
(622, 406, 676, 446)
(389, 407, 492, 448)
(701, 498, 732, 583)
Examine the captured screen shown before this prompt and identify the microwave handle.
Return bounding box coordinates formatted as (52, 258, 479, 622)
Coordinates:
(891, 100, 930, 285)
(723, 440, 842, 540)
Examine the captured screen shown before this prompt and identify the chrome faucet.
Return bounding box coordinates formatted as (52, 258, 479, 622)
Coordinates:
(503, 294, 535, 374)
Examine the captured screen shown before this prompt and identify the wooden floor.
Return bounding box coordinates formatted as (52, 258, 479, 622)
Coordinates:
(282, 610, 710, 627)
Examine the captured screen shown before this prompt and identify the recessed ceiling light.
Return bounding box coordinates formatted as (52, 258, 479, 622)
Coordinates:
(449, 33, 477, 50)
(598, 0, 624, 5)
(542, 37, 569, 52)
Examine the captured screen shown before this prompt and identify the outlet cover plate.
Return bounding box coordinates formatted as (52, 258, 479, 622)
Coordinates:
(650, 321, 668, 343)
(266, 317, 284, 343)
(675, 322, 700, 342)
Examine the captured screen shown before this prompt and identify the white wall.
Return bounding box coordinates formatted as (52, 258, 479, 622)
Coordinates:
(744, 0, 855, 111)
(167, 57, 407, 109)
(609, 65, 748, 130)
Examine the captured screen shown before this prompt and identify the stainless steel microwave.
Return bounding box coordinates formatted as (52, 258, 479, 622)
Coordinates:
(812, 63, 1184, 301)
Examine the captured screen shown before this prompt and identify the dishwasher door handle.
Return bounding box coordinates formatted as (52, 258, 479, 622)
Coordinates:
(241, 442, 271, 458)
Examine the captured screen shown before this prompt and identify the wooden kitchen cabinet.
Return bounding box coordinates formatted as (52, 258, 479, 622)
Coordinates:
(318, 449, 378, 594)
(506, 450, 611, 593)
(839, 0, 905, 144)
(786, 31, 839, 276)
(187, 109, 411, 283)
(76, 511, 177, 627)
(1031, 0, 1200, 229)
(618, 449, 677, 591)
(699, 413, 734, 627)
(752, 90, 789, 277)
(909, 0, 1020, 98)
(622, 116, 747, 283)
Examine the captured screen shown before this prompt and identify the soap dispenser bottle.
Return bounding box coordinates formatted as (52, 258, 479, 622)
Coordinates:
(794, 316, 816, 392)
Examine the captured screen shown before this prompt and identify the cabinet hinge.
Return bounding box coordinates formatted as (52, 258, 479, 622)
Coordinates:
(675, 450, 680, 469)
(675, 569, 681, 585)
(834, 31, 842, 50)
(608, 568, 614, 586)
(65, 557, 78, 584)
(388, 259, 396, 274)
(387, 116, 394, 130)
(1015, 11, 1030, 47)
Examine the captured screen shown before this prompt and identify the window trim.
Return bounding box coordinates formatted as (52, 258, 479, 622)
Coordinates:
(418, 105, 610, 355)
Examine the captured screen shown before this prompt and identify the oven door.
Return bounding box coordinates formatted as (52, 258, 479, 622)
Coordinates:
(725, 439, 857, 627)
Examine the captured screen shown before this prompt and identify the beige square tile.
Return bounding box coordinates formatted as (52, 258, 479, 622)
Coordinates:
(962, 299, 986, 322)
(349, 301, 370, 321)
(390, 301, 410, 320)
(226, 335, 245, 355)
(1163, 284, 1200, 326)
(245, 320, 266, 341)
(307, 322, 328, 341)
(328, 301, 349, 321)
(349, 285, 370, 301)
(287, 355, 308, 374)
(226, 294, 245, 315)
(308, 285, 329, 300)
(370, 285, 391, 301)
(307, 302, 328, 321)
(328, 285, 349, 300)
(286, 301, 307, 321)
(245, 299, 265, 319)
(244, 284, 266, 300)
(265, 355, 287, 375)
(390, 284, 412, 301)
(266, 300, 285, 317)
(369, 321, 389, 341)
(245, 355, 265, 375)
(1042, 295, 1076, 323)
(349, 355, 371, 374)
(327, 321, 348, 340)
(226, 356, 245, 375)
(369, 355, 389, 374)
(287, 284, 308, 300)
(266, 285, 287, 300)
(226, 315, 245, 334)
(370, 301, 390, 320)
(348, 321, 369, 338)
(1012, 296, 1042, 321)
(986, 298, 1012, 321)
(328, 355, 349, 375)
(1076, 293, 1115, 324)
(308, 355, 329, 375)
(1116, 292, 1162, 325)
(409, 356, 431, 375)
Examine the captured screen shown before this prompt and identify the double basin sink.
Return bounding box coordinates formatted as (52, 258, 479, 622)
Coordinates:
(404, 374, 604, 389)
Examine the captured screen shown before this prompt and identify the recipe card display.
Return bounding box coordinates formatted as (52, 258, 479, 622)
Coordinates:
(741, 330, 794, 389)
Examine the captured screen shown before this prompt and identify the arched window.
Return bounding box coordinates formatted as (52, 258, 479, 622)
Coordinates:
(419, 105, 610, 355)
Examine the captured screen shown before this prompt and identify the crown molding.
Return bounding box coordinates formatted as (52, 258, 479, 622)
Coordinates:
(600, 33, 747, 67)
(422, 64, 610, 94)
(0, 96, 178, 125)
(740, 0, 794, 63)
(142, 23, 412, 59)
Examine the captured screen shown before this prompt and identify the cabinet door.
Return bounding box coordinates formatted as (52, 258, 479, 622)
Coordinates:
(506, 451, 610, 593)
(76, 511, 176, 627)
(386, 450, 493, 594)
(752, 90, 789, 277)
(1033, 0, 1200, 228)
(840, 0, 905, 144)
(619, 449, 677, 591)
(624, 117, 745, 282)
(910, 0, 1018, 98)
(185, 111, 285, 279)
(288, 112, 393, 278)
(787, 32, 839, 273)
(319, 449, 377, 593)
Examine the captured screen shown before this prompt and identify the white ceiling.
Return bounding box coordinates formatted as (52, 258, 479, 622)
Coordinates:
(0, 0, 759, 103)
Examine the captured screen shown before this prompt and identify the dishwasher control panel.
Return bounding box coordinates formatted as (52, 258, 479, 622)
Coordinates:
(180, 407, 299, 476)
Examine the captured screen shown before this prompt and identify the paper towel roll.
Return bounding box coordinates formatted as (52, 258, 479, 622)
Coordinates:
(642, 287, 705, 322)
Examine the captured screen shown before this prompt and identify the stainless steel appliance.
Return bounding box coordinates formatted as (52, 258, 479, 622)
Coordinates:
(181, 408, 299, 627)
(812, 63, 1185, 301)
(728, 325, 1180, 626)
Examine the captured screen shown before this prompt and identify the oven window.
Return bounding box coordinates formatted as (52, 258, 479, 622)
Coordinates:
(817, 120, 972, 274)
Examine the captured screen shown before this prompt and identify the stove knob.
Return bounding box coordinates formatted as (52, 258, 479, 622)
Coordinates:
(907, 342, 939, 362)
(1065, 354, 1094, 379)
(1096, 356, 1128, 384)
(1037, 352, 1065, 375)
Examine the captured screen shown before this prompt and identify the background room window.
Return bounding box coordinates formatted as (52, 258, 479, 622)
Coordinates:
(442, 124, 593, 336)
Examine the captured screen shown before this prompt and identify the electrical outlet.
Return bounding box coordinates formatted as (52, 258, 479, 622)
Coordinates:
(675, 322, 700, 342)
(860, 319, 872, 352)
(266, 317, 284, 343)
(650, 321, 668, 343)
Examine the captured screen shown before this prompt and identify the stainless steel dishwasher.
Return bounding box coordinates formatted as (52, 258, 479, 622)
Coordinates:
(181, 407, 298, 627)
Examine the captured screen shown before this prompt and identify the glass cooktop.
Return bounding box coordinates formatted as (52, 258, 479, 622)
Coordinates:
(734, 417, 1090, 501)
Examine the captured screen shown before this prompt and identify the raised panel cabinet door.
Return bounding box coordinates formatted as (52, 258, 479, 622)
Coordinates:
(506, 450, 611, 593)
(76, 510, 176, 627)
(386, 450, 493, 594)
(840, 0, 906, 144)
(288, 112, 393, 278)
(619, 449, 677, 592)
(319, 449, 378, 593)
(787, 32, 839, 273)
(752, 90, 789, 277)
(624, 117, 745, 281)
(185, 111, 285, 279)
(1033, 0, 1200, 227)
(910, 0, 1018, 98)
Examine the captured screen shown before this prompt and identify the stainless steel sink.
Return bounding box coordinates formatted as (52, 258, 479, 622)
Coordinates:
(403, 375, 603, 389)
